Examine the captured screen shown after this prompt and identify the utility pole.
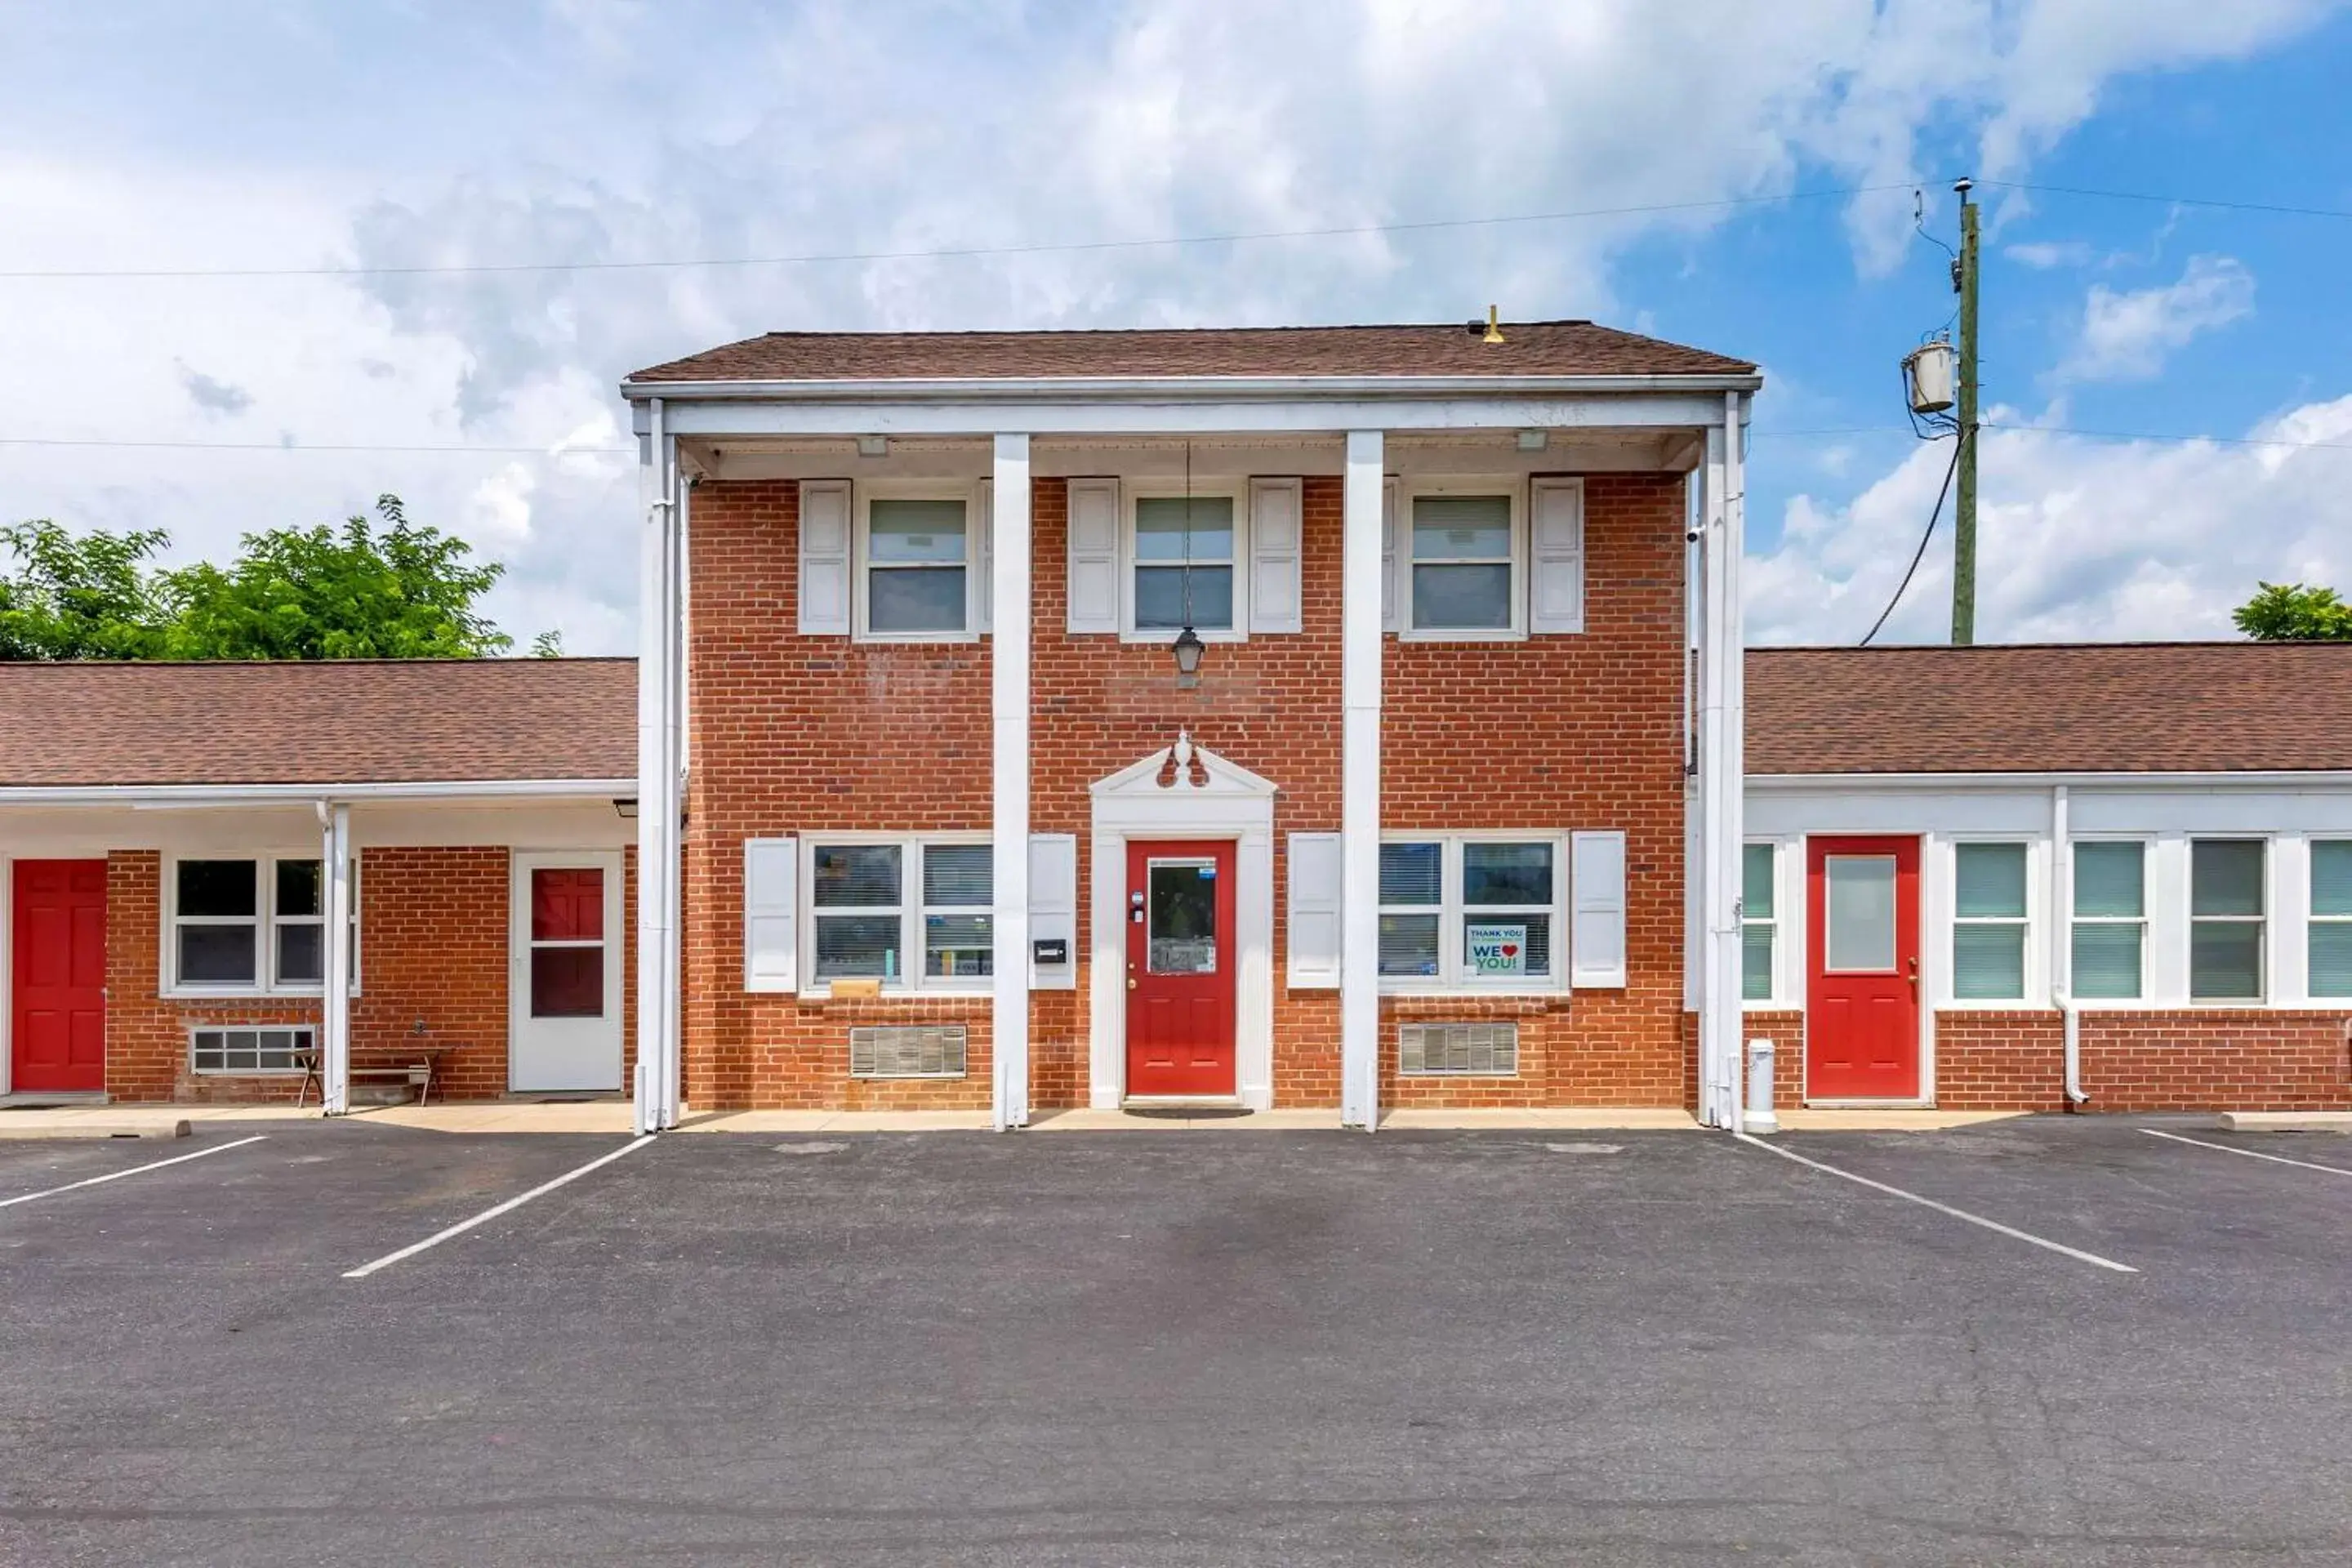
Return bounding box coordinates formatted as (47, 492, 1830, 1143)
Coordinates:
(1951, 176, 1980, 645)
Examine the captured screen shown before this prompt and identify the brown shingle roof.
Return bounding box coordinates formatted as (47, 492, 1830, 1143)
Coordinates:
(0, 659, 636, 788)
(1748, 643, 2352, 776)
(627, 319, 1755, 385)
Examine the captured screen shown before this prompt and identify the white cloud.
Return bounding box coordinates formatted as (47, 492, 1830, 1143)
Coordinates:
(2006, 239, 2096, 269)
(2060, 254, 2256, 382)
(1749, 395, 2352, 645)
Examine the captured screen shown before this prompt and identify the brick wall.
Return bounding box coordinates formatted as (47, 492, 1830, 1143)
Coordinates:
(1733, 1005, 2352, 1112)
(101, 847, 635, 1104)
(681, 469, 1690, 1111)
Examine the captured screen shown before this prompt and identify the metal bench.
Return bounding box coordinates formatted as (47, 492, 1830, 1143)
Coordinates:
(295, 1042, 454, 1110)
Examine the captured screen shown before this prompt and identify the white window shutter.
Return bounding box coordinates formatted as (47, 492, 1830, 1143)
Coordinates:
(1027, 832, 1077, 990)
(743, 837, 799, 992)
(976, 477, 995, 635)
(1249, 478, 1303, 634)
(1066, 477, 1120, 634)
(1380, 476, 1400, 632)
(796, 480, 852, 635)
(1530, 477, 1586, 634)
(1287, 831, 1344, 988)
(1570, 830, 1627, 988)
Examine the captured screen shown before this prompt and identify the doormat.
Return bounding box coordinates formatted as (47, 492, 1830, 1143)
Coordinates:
(1124, 1106, 1253, 1121)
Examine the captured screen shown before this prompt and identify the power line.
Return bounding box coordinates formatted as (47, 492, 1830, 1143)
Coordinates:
(0, 185, 1918, 279)
(1860, 439, 1960, 647)
(1984, 179, 2352, 223)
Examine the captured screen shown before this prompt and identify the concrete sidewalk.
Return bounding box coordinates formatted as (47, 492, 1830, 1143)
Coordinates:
(0, 1101, 2037, 1137)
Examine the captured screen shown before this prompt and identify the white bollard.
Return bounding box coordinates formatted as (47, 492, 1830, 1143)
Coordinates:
(1742, 1036, 1780, 1135)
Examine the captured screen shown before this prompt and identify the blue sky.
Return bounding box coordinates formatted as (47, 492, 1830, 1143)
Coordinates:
(4, 0, 2350, 652)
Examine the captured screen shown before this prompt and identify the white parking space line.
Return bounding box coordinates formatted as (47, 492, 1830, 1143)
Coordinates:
(2142, 1128, 2352, 1176)
(1735, 1133, 2139, 1274)
(342, 1135, 654, 1280)
(0, 1135, 270, 1210)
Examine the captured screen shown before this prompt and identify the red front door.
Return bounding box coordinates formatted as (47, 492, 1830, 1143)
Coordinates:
(1125, 840, 1237, 1098)
(1806, 835, 1921, 1100)
(11, 860, 108, 1094)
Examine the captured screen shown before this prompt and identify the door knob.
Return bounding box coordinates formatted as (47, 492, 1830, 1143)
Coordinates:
(1127, 978, 1138, 990)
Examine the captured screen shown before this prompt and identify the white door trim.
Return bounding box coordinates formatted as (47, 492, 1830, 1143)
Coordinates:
(508, 849, 626, 1094)
(1087, 738, 1276, 1111)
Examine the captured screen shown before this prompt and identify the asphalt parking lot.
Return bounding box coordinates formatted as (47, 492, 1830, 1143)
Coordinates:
(1, 1116, 2346, 1566)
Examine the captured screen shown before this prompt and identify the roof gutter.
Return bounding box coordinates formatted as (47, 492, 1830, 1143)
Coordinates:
(0, 777, 637, 808)
(617, 372, 1764, 403)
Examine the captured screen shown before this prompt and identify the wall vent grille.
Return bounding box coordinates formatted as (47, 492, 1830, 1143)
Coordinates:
(849, 1024, 969, 1080)
(1398, 1022, 1519, 1076)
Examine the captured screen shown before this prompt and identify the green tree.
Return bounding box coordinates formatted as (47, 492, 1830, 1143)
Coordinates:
(0, 520, 174, 660)
(0, 497, 541, 661)
(2234, 581, 2352, 642)
(161, 495, 514, 659)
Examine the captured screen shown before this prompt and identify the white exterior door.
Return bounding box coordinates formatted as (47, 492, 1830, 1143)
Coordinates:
(509, 851, 625, 1093)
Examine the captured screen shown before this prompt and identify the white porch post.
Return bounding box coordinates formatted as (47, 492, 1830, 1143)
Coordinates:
(634, 399, 680, 1135)
(1339, 430, 1385, 1129)
(1695, 396, 1748, 1129)
(319, 801, 353, 1116)
(991, 433, 1032, 1131)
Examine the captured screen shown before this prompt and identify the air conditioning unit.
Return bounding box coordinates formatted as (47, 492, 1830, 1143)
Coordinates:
(1903, 340, 1957, 415)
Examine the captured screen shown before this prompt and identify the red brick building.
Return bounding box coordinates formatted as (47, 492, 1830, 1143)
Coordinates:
(1744, 644, 2352, 1116)
(1, 660, 639, 1109)
(621, 320, 1764, 1129)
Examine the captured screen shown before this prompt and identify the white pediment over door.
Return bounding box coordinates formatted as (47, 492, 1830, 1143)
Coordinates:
(1089, 731, 1278, 804)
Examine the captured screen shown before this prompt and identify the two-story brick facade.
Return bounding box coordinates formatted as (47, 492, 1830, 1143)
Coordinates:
(620, 321, 1762, 1131)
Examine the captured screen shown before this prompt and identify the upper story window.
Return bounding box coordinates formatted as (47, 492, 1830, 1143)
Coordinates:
(855, 491, 982, 641)
(167, 856, 358, 996)
(2189, 838, 2265, 1000)
(1408, 492, 1517, 635)
(1117, 488, 1245, 640)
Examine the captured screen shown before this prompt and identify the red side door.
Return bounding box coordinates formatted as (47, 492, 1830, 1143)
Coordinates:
(1805, 835, 1921, 1100)
(1125, 840, 1237, 1098)
(12, 860, 108, 1094)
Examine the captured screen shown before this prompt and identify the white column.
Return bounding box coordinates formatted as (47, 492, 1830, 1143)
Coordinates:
(662, 469, 688, 1129)
(1695, 421, 1731, 1128)
(634, 399, 678, 1135)
(1340, 430, 1385, 1129)
(320, 802, 353, 1116)
(1721, 391, 1748, 1133)
(991, 433, 1032, 1131)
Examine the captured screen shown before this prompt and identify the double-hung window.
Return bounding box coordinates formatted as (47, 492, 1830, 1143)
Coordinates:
(1377, 835, 1560, 990)
(807, 838, 991, 991)
(2069, 841, 2145, 1000)
(2308, 840, 2352, 999)
(1742, 843, 1777, 1001)
(1951, 843, 2029, 1000)
(1131, 494, 1236, 634)
(1407, 492, 1517, 635)
(859, 493, 976, 639)
(2190, 839, 2265, 1000)
(168, 856, 358, 994)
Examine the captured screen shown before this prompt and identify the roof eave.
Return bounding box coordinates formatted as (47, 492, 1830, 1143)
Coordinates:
(617, 371, 1764, 403)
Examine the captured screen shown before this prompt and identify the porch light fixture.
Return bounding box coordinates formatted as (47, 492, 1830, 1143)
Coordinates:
(1171, 624, 1205, 686)
(856, 434, 889, 458)
(1516, 429, 1548, 452)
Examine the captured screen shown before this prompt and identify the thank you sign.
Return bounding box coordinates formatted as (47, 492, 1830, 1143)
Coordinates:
(1466, 923, 1526, 977)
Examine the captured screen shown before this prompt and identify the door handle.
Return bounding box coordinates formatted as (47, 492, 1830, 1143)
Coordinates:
(1906, 956, 1919, 996)
(1128, 978, 1138, 991)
